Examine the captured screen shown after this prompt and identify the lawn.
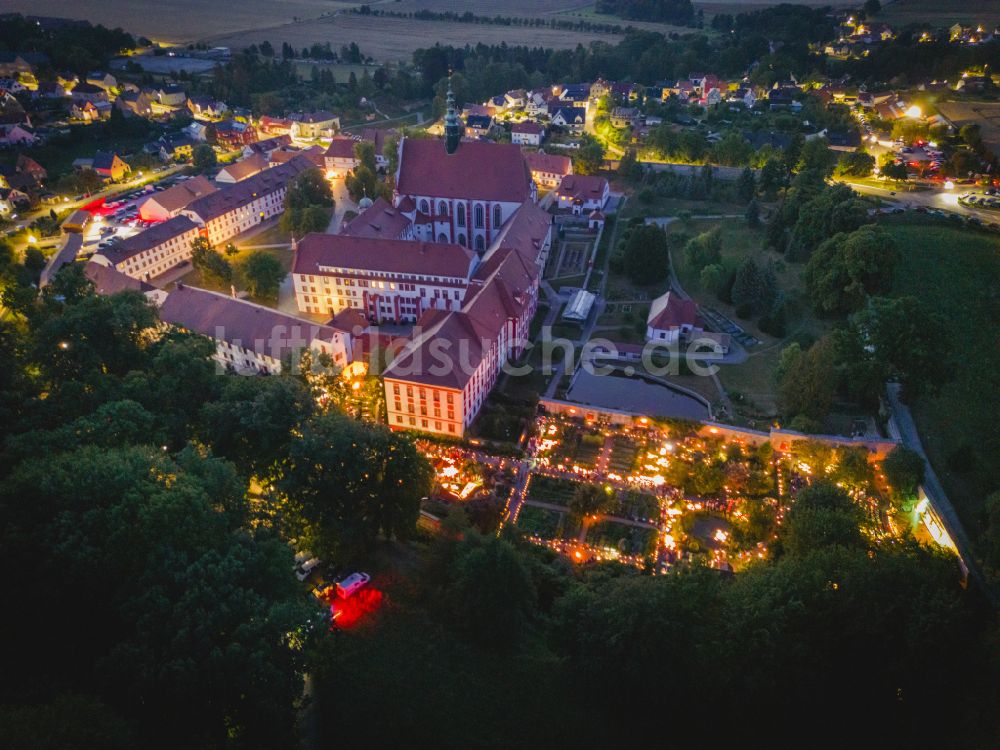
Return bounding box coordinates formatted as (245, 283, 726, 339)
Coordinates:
(882, 217, 1000, 547)
(516, 504, 581, 541)
(178, 238, 293, 304)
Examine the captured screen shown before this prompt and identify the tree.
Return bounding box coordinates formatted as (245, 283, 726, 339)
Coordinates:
(796, 137, 835, 176)
(282, 168, 335, 237)
(745, 197, 761, 228)
(192, 143, 217, 173)
(446, 536, 537, 650)
(839, 296, 950, 403)
(683, 227, 722, 271)
(574, 134, 605, 175)
(345, 165, 385, 204)
(882, 446, 925, 499)
(711, 133, 753, 167)
(835, 151, 875, 178)
(354, 140, 377, 173)
(620, 224, 669, 284)
(241, 250, 287, 300)
(737, 167, 757, 202)
(699, 263, 728, 299)
(569, 483, 616, 518)
(776, 336, 840, 422)
(805, 225, 899, 316)
(190, 238, 233, 286)
(731, 256, 777, 317)
(278, 413, 433, 558)
(881, 160, 908, 183)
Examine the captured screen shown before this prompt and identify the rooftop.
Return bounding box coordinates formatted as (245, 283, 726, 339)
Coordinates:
(294, 233, 476, 280)
(396, 137, 532, 204)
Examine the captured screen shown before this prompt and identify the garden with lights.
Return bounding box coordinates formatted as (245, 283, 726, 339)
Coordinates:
(512, 413, 928, 571)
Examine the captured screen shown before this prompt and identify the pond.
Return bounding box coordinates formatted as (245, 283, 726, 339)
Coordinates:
(565, 369, 710, 421)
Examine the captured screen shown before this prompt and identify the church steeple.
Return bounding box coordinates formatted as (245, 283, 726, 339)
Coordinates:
(444, 72, 461, 155)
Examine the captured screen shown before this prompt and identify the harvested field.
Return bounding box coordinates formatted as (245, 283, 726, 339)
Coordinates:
(207, 12, 614, 62)
(875, 0, 1000, 29)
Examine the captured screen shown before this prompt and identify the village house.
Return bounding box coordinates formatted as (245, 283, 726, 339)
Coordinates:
(116, 89, 154, 118)
(523, 150, 572, 189)
(158, 133, 196, 162)
(158, 284, 353, 375)
(511, 120, 545, 146)
(214, 119, 257, 149)
(85, 71, 117, 93)
(258, 116, 294, 137)
(360, 127, 393, 170)
(187, 96, 228, 121)
(555, 174, 609, 214)
(0, 123, 36, 147)
(464, 114, 494, 139)
(155, 84, 187, 108)
(89, 151, 130, 182)
(610, 106, 640, 129)
(290, 111, 339, 140)
(550, 106, 586, 134)
(244, 134, 291, 158)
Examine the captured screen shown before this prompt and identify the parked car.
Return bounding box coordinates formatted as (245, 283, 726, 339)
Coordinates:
(336, 572, 371, 599)
(294, 557, 321, 582)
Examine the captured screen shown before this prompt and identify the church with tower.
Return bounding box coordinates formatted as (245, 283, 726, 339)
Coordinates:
(391, 80, 537, 253)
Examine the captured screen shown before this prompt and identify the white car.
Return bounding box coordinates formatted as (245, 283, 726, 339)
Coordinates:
(336, 572, 371, 599)
(294, 557, 321, 582)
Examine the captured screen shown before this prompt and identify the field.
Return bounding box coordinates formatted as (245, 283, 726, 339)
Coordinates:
(883, 217, 1000, 551)
(875, 0, 1000, 29)
(207, 12, 614, 62)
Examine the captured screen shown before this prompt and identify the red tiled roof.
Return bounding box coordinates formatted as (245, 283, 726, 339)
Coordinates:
(139, 175, 217, 213)
(557, 174, 608, 202)
(512, 121, 544, 134)
(324, 136, 358, 160)
(185, 156, 313, 222)
(340, 197, 411, 240)
(647, 292, 698, 331)
(98, 215, 198, 265)
(159, 284, 347, 361)
(524, 150, 572, 176)
(396, 137, 532, 203)
(294, 233, 476, 280)
(84, 261, 155, 295)
(271, 145, 325, 168)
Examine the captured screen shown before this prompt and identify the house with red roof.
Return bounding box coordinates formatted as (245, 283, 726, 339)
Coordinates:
(324, 136, 359, 177)
(393, 136, 536, 252)
(555, 174, 609, 214)
(523, 150, 573, 189)
(645, 291, 702, 345)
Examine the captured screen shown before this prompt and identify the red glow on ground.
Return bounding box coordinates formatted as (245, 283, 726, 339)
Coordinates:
(329, 587, 383, 629)
(82, 197, 111, 215)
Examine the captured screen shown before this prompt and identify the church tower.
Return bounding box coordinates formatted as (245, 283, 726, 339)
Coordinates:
(444, 75, 462, 155)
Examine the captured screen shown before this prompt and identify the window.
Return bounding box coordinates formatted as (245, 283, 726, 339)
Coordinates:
(457, 233, 466, 247)
(493, 204, 502, 227)
(474, 204, 484, 228)
(475, 235, 485, 251)
(419, 199, 429, 214)
(456, 203, 466, 227)
(438, 201, 448, 216)
(437, 233, 448, 243)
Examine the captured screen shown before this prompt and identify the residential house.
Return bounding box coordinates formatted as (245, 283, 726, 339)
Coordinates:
(71, 100, 111, 122)
(244, 134, 291, 158)
(270, 145, 325, 170)
(158, 284, 352, 375)
(610, 106, 640, 128)
(550, 106, 586, 134)
(214, 119, 256, 149)
(523, 150, 572, 189)
(155, 84, 187, 108)
(158, 133, 196, 162)
(89, 151, 130, 182)
(187, 95, 228, 121)
(290, 111, 338, 140)
(504, 89, 527, 109)
(86, 71, 117, 93)
(70, 82, 108, 103)
(555, 174, 609, 214)
(360, 127, 394, 169)
(116, 89, 154, 118)
(258, 116, 293, 136)
(511, 120, 545, 147)
(464, 114, 494, 138)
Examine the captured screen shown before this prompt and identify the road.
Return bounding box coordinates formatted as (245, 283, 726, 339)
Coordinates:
(885, 384, 997, 607)
(842, 180, 1000, 223)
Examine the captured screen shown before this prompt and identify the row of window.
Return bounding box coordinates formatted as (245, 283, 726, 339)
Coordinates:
(416, 199, 502, 230)
(394, 414, 456, 433)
